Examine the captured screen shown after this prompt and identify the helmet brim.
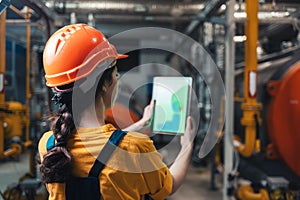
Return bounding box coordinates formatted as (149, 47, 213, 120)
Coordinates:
(117, 54, 128, 59)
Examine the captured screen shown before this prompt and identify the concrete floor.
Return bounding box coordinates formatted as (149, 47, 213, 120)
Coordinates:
(169, 165, 223, 200)
(0, 151, 32, 194)
(0, 150, 223, 200)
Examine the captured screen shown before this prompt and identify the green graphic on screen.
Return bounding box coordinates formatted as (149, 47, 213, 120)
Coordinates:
(152, 77, 191, 134)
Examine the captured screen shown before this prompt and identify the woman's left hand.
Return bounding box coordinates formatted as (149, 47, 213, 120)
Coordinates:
(123, 100, 154, 132)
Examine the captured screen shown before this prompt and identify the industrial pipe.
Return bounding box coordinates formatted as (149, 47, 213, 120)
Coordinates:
(0, 8, 32, 159)
(9, 4, 27, 19)
(3, 143, 22, 157)
(25, 6, 32, 148)
(237, 0, 263, 157)
(237, 185, 269, 200)
(21, 0, 53, 38)
(0, 11, 6, 158)
(45, 0, 205, 16)
(0, 12, 23, 158)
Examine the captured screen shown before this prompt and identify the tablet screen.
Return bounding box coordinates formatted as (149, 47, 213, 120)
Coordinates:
(151, 77, 192, 135)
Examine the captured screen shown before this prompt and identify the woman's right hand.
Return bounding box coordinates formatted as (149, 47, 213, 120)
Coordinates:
(169, 116, 196, 194)
(180, 116, 196, 148)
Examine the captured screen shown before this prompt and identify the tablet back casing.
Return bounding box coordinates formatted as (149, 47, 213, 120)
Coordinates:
(152, 77, 192, 135)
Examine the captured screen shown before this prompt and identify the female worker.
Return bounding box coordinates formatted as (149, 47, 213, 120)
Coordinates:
(38, 23, 195, 200)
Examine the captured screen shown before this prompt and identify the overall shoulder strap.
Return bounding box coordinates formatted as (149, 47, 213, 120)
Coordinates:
(46, 134, 55, 151)
(88, 130, 127, 177)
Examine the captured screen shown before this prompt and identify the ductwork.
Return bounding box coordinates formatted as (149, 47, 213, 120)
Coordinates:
(93, 15, 191, 23)
(44, 0, 300, 24)
(44, 0, 206, 16)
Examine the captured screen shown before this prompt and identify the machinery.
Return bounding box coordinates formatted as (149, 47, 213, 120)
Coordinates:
(181, 1, 300, 199)
(1, 0, 300, 199)
(234, 46, 300, 200)
(219, 1, 300, 198)
(1, 101, 27, 158)
(0, 2, 50, 199)
(0, 2, 31, 161)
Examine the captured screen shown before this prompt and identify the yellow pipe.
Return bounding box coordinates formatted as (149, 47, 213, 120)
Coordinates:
(23, 140, 33, 148)
(234, 97, 244, 103)
(237, 125, 256, 156)
(25, 7, 31, 145)
(9, 5, 27, 19)
(3, 148, 18, 157)
(3, 143, 22, 158)
(244, 0, 258, 82)
(239, 0, 263, 157)
(0, 11, 6, 158)
(31, 51, 36, 117)
(237, 185, 269, 200)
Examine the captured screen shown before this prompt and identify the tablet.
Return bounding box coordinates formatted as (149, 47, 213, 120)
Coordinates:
(151, 76, 193, 135)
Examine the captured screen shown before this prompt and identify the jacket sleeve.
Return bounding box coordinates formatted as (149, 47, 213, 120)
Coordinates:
(128, 133, 173, 200)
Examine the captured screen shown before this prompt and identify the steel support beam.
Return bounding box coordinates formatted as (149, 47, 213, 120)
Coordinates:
(223, 0, 236, 199)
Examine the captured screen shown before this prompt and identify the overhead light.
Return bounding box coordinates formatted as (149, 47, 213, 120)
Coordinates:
(0, 0, 11, 15)
(234, 35, 247, 42)
(220, 4, 226, 10)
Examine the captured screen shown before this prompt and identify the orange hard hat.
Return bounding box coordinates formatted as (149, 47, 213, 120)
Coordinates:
(43, 23, 128, 87)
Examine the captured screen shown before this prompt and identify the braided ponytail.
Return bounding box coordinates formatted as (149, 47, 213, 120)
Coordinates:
(40, 91, 75, 183)
(40, 65, 116, 183)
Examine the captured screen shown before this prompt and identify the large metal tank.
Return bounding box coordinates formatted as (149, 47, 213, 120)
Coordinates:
(234, 46, 300, 183)
(266, 58, 300, 177)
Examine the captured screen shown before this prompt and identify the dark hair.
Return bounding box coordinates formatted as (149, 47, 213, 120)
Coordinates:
(40, 66, 116, 183)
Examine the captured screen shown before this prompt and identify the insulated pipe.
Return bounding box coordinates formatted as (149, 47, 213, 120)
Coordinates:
(238, 0, 263, 157)
(45, 0, 205, 16)
(234, 11, 296, 24)
(6, 19, 39, 26)
(0, 11, 6, 158)
(223, 1, 236, 199)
